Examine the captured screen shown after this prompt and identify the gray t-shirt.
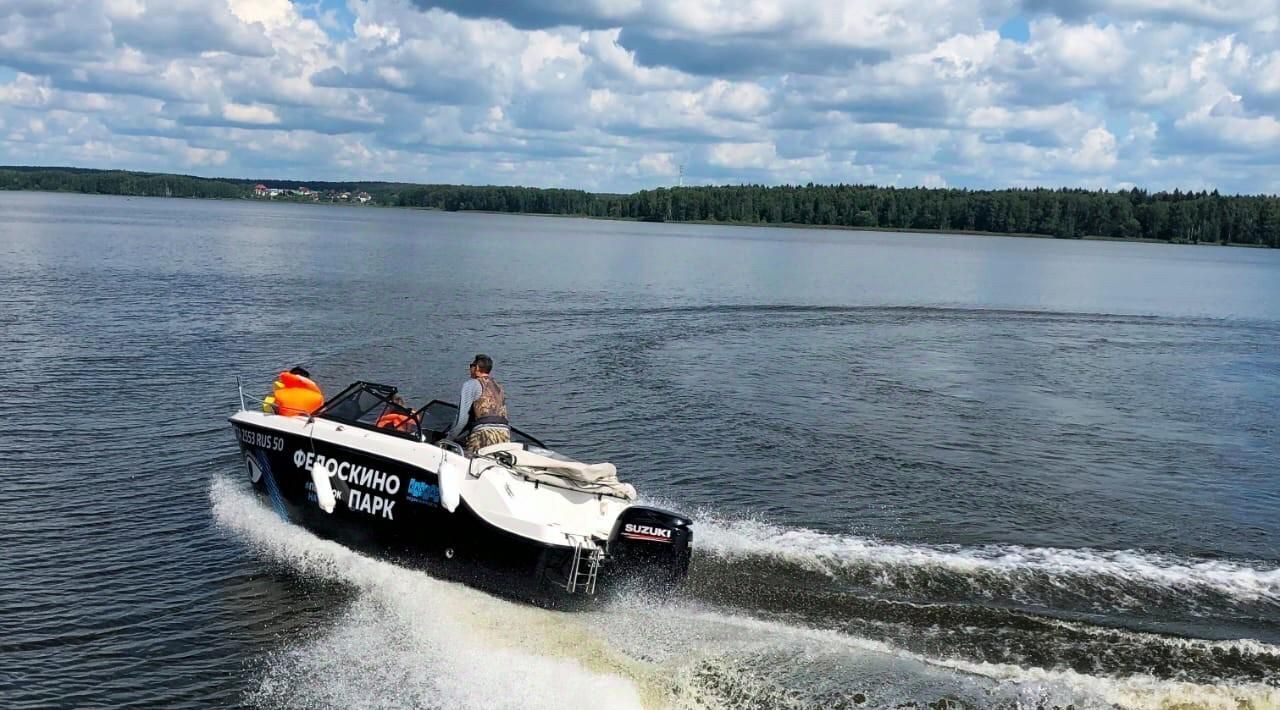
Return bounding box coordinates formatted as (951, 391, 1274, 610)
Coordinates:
(446, 378, 482, 440)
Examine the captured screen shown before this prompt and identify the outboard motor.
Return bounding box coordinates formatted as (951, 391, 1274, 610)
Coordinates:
(608, 506, 693, 588)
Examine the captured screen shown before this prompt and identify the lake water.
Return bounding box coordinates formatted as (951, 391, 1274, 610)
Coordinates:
(2, 191, 1278, 709)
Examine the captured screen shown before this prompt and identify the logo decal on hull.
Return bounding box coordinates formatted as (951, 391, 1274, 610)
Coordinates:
(292, 450, 401, 495)
(293, 449, 400, 521)
(248, 448, 287, 520)
(621, 523, 674, 543)
(406, 479, 441, 506)
(245, 454, 263, 484)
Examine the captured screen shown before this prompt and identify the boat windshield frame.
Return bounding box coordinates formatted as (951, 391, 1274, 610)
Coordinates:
(418, 399, 546, 449)
(314, 381, 424, 441)
(310, 383, 547, 448)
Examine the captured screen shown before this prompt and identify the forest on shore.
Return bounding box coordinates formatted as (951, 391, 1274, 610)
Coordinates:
(4, 165, 1278, 247)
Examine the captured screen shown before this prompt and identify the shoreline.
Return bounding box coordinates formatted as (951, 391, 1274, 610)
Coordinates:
(402, 204, 1270, 248)
(3, 187, 1272, 249)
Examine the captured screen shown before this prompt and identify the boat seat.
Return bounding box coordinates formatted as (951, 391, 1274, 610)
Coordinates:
(475, 443, 636, 500)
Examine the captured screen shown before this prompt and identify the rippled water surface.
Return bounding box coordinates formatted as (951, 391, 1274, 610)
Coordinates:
(2, 192, 1279, 709)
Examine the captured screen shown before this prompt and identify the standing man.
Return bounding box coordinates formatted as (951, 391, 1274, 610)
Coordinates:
(445, 354, 511, 454)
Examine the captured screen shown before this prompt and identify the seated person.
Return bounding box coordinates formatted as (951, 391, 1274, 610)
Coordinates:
(375, 394, 416, 432)
(265, 366, 324, 416)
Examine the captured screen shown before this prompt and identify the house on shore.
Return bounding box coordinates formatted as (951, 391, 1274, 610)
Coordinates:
(251, 184, 367, 203)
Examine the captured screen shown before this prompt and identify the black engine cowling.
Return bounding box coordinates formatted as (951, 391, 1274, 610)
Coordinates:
(608, 506, 693, 588)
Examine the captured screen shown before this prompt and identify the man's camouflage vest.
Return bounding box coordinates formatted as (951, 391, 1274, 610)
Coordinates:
(470, 375, 508, 428)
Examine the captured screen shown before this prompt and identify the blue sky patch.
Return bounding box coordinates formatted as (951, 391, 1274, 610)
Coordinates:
(998, 15, 1030, 43)
(297, 0, 356, 40)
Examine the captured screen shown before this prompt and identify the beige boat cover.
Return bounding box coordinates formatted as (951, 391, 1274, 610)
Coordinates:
(476, 443, 637, 500)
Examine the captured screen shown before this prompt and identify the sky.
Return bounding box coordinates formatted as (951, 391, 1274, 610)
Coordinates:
(1, 0, 1279, 194)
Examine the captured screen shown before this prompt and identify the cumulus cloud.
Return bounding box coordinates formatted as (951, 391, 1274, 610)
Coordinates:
(222, 103, 280, 125)
(1066, 126, 1119, 170)
(110, 0, 274, 58)
(0, 0, 1278, 193)
(1021, 0, 1276, 27)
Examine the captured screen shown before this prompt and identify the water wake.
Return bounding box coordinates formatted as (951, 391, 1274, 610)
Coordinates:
(643, 608, 1280, 710)
(211, 475, 652, 710)
(212, 477, 1280, 709)
(695, 514, 1280, 611)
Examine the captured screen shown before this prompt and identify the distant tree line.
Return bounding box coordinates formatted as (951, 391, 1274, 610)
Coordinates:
(394, 183, 1280, 247)
(1, 166, 245, 199)
(0, 166, 403, 200)
(5, 166, 1279, 246)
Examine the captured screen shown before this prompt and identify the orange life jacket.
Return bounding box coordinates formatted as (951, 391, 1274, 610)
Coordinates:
(375, 411, 413, 431)
(269, 372, 324, 416)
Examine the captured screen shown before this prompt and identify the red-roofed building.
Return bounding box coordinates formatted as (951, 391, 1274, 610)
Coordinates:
(253, 184, 268, 196)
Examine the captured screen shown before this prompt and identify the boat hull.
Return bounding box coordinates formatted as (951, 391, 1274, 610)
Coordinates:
(230, 418, 690, 605)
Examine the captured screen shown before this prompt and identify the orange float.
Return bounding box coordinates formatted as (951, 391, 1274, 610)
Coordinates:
(265, 371, 324, 416)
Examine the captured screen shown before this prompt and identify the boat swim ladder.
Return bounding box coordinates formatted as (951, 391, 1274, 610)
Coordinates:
(563, 535, 604, 595)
